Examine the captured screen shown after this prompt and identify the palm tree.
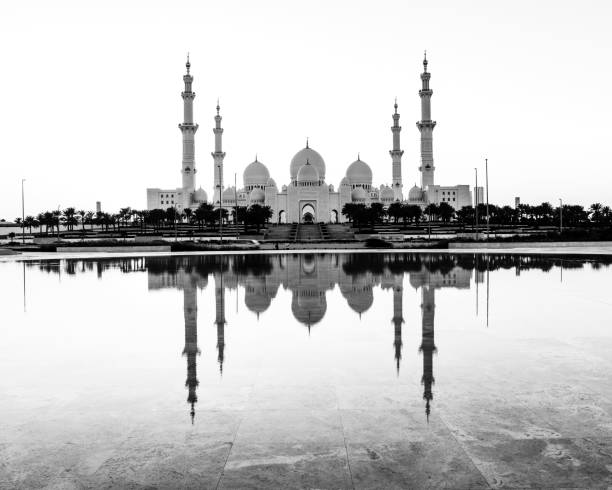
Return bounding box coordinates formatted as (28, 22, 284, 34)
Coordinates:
(424, 204, 439, 222)
(77, 210, 87, 231)
(387, 202, 403, 224)
(589, 203, 603, 224)
(62, 207, 78, 231)
(438, 202, 455, 223)
(84, 211, 94, 229)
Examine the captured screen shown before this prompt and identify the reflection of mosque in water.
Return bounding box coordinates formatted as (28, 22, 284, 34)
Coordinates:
(33, 254, 606, 421)
(145, 253, 473, 421)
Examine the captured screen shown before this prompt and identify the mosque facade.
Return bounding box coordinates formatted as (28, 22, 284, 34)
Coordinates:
(146, 54, 473, 222)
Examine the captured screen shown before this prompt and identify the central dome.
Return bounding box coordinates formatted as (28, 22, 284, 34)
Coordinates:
(297, 161, 319, 184)
(290, 145, 325, 182)
(244, 158, 270, 188)
(346, 158, 372, 186)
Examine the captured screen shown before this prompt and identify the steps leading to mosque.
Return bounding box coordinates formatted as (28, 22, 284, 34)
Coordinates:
(296, 223, 322, 241)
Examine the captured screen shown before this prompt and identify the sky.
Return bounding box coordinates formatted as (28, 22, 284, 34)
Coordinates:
(1, 0, 611, 219)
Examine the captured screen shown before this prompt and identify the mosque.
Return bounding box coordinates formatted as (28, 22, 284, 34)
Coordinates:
(146, 54, 474, 222)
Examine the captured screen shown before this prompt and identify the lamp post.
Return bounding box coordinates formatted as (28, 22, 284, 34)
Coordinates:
(57, 204, 61, 239)
(559, 198, 563, 234)
(485, 158, 490, 240)
(21, 179, 25, 244)
(234, 173, 238, 239)
(474, 168, 479, 237)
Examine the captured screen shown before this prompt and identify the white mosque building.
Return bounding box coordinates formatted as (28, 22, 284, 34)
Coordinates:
(146, 54, 473, 223)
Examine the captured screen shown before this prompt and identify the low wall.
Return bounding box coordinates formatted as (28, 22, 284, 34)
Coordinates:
(449, 241, 612, 249)
(56, 246, 171, 253)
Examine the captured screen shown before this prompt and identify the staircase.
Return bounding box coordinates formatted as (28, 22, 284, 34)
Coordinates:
(325, 224, 355, 240)
(296, 223, 322, 241)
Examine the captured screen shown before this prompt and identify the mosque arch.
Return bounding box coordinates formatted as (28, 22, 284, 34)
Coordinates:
(301, 203, 316, 223)
(330, 209, 339, 223)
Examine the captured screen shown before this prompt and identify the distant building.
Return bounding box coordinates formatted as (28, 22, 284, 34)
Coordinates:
(147, 54, 474, 221)
(95, 201, 101, 213)
(515, 196, 521, 208)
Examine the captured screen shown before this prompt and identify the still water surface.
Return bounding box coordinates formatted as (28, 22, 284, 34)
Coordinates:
(1, 252, 612, 488)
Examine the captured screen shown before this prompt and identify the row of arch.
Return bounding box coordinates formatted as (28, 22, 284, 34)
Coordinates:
(277, 206, 339, 223)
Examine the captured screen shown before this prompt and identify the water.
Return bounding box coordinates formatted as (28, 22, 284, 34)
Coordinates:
(2, 252, 612, 488)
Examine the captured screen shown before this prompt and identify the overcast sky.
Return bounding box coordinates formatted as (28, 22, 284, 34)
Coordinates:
(1, 0, 611, 218)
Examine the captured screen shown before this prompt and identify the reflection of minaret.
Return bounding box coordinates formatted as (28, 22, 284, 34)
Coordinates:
(215, 271, 226, 373)
(420, 285, 436, 421)
(182, 280, 199, 423)
(391, 277, 404, 374)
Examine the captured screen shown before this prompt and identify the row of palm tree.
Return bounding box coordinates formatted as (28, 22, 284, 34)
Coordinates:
(13, 204, 274, 235)
(342, 202, 612, 228)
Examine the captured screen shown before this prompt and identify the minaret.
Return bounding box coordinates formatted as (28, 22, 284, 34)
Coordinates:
(419, 285, 437, 421)
(389, 99, 404, 201)
(215, 270, 226, 373)
(391, 276, 404, 374)
(179, 55, 199, 208)
(212, 100, 226, 207)
(182, 278, 200, 423)
(417, 52, 436, 190)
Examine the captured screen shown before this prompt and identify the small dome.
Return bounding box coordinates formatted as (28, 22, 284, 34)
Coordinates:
(351, 187, 367, 202)
(340, 177, 350, 187)
(249, 187, 265, 203)
(408, 185, 423, 201)
(222, 187, 236, 201)
(194, 187, 207, 202)
(297, 161, 319, 183)
(290, 146, 326, 181)
(266, 178, 277, 188)
(381, 186, 394, 200)
(346, 157, 373, 186)
(244, 159, 270, 187)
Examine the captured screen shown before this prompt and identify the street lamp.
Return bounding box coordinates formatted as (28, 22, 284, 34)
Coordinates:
(559, 198, 563, 234)
(485, 158, 490, 240)
(21, 179, 26, 244)
(474, 168, 479, 237)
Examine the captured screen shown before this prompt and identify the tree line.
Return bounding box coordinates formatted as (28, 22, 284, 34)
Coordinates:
(342, 201, 612, 227)
(12, 203, 274, 235)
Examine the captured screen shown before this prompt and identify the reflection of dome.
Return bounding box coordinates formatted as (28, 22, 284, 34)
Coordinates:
(339, 280, 374, 314)
(297, 161, 319, 184)
(249, 187, 265, 203)
(266, 178, 277, 188)
(244, 277, 272, 315)
(194, 187, 208, 202)
(291, 290, 327, 327)
(244, 159, 270, 188)
(351, 187, 367, 202)
(346, 158, 372, 186)
(302, 255, 316, 274)
(408, 185, 423, 201)
(290, 146, 326, 182)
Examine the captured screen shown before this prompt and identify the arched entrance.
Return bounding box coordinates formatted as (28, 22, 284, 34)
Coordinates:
(330, 209, 339, 223)
(278, 210, 286, 224)
(301, 203, 316, 223)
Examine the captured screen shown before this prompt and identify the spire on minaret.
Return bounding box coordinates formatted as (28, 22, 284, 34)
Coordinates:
(417, 52, 436, 190)
(390, 97, 404, 201)
(179, 56, 198, 208)
(212, 99, 226, 206)
(306, 137, 309, 148)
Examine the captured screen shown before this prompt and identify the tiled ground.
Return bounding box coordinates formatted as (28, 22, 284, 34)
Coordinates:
(3, 381, 612, 489)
